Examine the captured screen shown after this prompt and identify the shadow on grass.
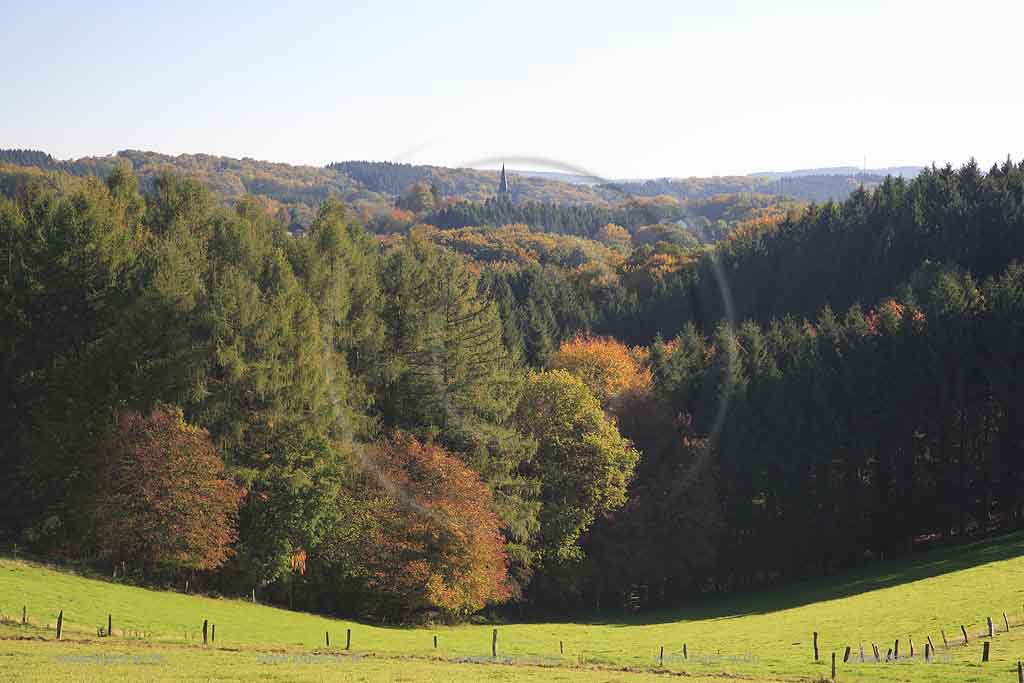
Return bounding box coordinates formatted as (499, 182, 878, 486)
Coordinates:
(572, 530, 1024, 627)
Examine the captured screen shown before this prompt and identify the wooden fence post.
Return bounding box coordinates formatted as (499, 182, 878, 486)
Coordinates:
(831, 652, 836, 679)
(1017, 659, 1023, 683)
(659, 645, 664, 666)
(22, 606, 26, 625)
(683, 643, 688, 659)
(843, 645, 851, 663)
(813, 631, 819, 661)
(326, 631, 330, 647)
(941, 629, 948, 649)
(211, 624, 215, 643)
(961, 625, 969, 645)
(56, 610, 63, 640)
(925, 642, 930, 661)
(908, 637, 914, 657)
(1005, 613, 1011, 632)
(872, 643, 880, 662)
(988, 617, 994, 638)
(894, 639, 899, 660)
(859, 643, 864, 662)
(982, 640, 990, 662)
(559, 640, 563, 654)
(927, 635, 934, 653)
(107, 614, 112, 637)
(491, 629, 497, 658)
(434, 635, 437, 649)
(202, 619, 208, 645)
(885, 648, 892, 662)
(346, 628, 351, 650)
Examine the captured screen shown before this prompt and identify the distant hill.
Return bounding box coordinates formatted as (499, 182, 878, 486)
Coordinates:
(328, 160, 606, 204)
(0, 150, 610, 229)
(507, 169, 606, 186)
(752, 165, 923, 179)
(598, 173, 889, 204)
(3, 149, 880, 227)
(0, 149, 920, 214)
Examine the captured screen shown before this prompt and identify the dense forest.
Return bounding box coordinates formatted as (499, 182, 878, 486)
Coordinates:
(2, 155, 1022, 620)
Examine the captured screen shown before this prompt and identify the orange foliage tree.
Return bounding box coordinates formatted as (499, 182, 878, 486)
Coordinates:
(546, 335, 652, 408)
(86, 405, 244, 574)
(360, 433, 511, 615)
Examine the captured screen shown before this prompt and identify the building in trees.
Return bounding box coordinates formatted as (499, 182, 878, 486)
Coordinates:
(498, 163, 512, 201)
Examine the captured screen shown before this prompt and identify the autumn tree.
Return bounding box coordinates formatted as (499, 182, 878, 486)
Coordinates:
(356, 434, 511, 616)
(546, 335, 652, 410)
(83, 405, 244, 575)
(396, 182, 437, 214)
(596, 222, 632, 251)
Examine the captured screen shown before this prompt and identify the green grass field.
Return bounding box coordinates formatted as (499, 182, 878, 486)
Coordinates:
(3, 533, 1024, 682)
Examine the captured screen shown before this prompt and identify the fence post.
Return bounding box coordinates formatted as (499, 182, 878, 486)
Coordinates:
(202, 619, 208, 645)
(108, 614, 112, 638)
(326, 631, 330, 647)
(941, 629, 948, 649)
(1005, 613, 1011, 632)
(211, 624, 215, 643)
(961, 625, 969, 645)
(813, 631, 819, 661)
(659, 645, 664, 666)
(434, 635, 438, 649)
(491, 628, 497, 658)
(831, 652, 836, 679)
(559, 640, 563, 654)
(988, 617, 994, 638)
(56, 610, 63, 640)
(843, 645, 851, 663)
(982, 640, 990, 662)
(683, 643, 688, 660)
(1017, 659, 1022, 683)
(22, 606, 26, 625)
(894, 639, 899, 660)
(346, 628, 351, 650)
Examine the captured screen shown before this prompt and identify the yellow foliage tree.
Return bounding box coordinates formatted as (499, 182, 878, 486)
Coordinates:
(546, 335, 652, 409)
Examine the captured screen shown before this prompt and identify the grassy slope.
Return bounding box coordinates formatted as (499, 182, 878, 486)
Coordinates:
(3, 533, 1024, 682)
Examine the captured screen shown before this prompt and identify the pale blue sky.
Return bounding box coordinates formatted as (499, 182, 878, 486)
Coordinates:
(2, 0, 1021, 178)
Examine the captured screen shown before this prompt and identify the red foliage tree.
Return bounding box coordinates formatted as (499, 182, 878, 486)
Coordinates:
(360, 433, 511, 615)
(87, 405, 244, 574)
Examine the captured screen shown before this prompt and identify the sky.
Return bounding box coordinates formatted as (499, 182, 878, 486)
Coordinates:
(2, 0, 1022, 179)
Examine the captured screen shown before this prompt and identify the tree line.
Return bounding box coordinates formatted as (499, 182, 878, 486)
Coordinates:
(0, 167, 637, 619)
(2, 157, 1023, 620)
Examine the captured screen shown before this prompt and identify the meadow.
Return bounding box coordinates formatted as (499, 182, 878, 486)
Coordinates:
(3, 532, 1024, 682)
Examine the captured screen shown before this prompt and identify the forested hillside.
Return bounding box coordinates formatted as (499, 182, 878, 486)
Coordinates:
(2, 156, 1022, 619)
(0, 150, 828, 238)
(598, 173, 890, 204)
(329, 160, 606, 204)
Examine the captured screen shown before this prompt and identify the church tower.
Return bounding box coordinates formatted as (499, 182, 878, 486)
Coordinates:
(497, 163, 511, 199)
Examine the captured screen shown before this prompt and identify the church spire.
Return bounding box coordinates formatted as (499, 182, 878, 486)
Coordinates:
(498, 163, 510, 197)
